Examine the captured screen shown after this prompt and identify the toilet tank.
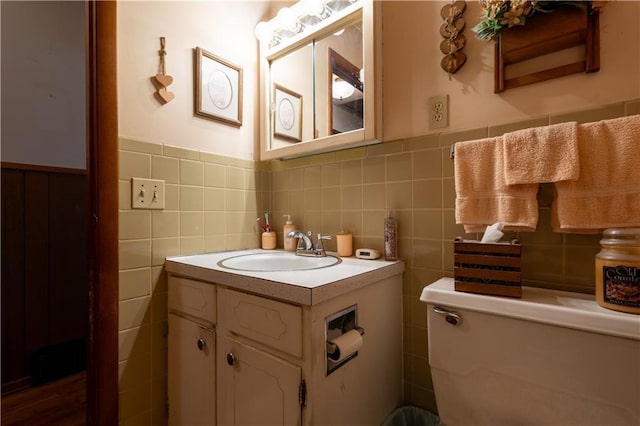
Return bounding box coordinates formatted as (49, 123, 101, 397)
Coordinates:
(420, 278, 640, 426)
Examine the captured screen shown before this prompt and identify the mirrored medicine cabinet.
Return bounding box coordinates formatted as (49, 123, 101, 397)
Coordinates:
(257, 0, 381, 160)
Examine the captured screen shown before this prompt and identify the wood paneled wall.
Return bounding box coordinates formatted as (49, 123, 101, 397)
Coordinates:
(1, 165, 88, 394)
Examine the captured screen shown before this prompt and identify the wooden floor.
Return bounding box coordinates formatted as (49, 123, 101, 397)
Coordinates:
(1, 372, 86, 426)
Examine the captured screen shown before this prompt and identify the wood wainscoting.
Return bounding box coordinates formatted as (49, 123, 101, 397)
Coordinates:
(1, 163, 88, 395)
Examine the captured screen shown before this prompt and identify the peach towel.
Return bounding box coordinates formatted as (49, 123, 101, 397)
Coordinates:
(455, 136, 539, 233)
(552, 115, 640, 233)
(503, 121, 579, 185)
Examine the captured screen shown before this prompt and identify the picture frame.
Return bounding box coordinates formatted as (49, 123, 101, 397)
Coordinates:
(194, 47, 242, 127)
(273, 84, 302, 142)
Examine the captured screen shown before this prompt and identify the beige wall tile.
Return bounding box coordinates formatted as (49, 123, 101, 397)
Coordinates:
(413, 150, 442, 180)
(335, 147, 366, 161)
(204, 163, 226, 187)
(226, 167, 245, 189)
(386, 181, 412, 210)
(120, 210, 151, 240)
(179, 186, 203, 211)
(151, 211, 179, 238)
(522, 244, 563, 283)
(413, 180, 442, 209)
(386, 153, 412, 182)
(152, 237, 180, 266)
(341, 185, 362, 211)
(205, 234, 227, 252)
(120, 137, 163, 155)
(204, 212, 226, 235)
(362, 210, 385, 237)
(151, 156, 179, 183)
(321, 163, 341, 187)
(165, 184, 180, 210)
(120, 239, 151, 270)
(180, 212, 204, 236)
(225, 189, 247, 211)
(180, 159, 204, 186)
(412, 239, 443, 270)
(119, 297, 151, 330)
(363, 183, 385, 209)
(118, 325, 150, 362)
(625, 100, 640, 115)
(303, 187, 322, 211)
(119, 180, 132, 210)
(119, 268, 151, 301)
(163, 145, 200, 161)
(439, 127, 487, 146)
(362, 156, 385, 184)
(204, 187, 225, 211)
(341, 160, 362, 185)
(404, 134, 439, 152)
(340, 211, 362, 236)
(180, 236, 204, 255)
(413, 210, 442, 240)
(366, 140, 402, 157)
(303, 166, 322, 188)
(321, 187, 341, 210)
(120, 151, 151, 180)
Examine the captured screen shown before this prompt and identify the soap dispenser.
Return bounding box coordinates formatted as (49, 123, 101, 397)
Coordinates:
(283, 214, 297, 252)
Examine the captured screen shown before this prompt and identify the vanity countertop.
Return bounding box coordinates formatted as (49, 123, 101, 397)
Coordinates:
(165, 249, 404, 306)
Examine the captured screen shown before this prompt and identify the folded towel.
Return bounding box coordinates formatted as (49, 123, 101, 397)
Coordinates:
(503, 121, 579, 185)
(455, 136, 539, 233)
(552, 115, 640, 233)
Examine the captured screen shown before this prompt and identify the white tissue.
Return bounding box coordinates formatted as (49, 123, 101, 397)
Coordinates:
(481, 222, 504, 243)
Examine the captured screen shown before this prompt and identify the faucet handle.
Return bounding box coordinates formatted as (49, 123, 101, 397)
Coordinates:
(315, 234, 332, 252)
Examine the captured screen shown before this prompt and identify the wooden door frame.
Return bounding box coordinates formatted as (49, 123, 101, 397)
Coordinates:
(86, 1, 119, 424)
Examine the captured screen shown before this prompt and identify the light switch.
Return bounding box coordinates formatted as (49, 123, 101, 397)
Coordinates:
(131, 177, 165, 209)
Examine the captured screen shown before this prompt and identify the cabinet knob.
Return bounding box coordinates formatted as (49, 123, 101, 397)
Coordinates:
(197, 338, 206, 351)
(226, 352, 236, 366)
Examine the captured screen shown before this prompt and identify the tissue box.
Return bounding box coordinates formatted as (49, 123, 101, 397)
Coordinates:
(453, 238, 522, 298)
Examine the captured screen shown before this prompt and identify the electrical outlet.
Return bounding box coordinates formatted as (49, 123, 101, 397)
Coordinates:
(428, 94, 449, 129)
(131, 177, 165, 209)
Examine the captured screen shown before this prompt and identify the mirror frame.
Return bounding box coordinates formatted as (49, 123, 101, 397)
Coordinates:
(258, 0, 381, 160)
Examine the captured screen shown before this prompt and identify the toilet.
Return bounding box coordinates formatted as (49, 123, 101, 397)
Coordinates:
(420, 278, 640, 426)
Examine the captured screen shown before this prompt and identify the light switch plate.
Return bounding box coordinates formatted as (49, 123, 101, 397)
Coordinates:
(131, 177, 165, 209)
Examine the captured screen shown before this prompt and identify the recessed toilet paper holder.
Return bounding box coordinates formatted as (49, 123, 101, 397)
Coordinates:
(325, 304, 364, 375)
(326, 326, 365, 359)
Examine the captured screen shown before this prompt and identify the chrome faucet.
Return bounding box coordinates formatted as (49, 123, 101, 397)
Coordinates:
(287, 230, 331, 257)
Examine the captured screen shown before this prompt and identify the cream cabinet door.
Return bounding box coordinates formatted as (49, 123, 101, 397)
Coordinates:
(168, 313, 215, 426)
(218, 335, 302, 426)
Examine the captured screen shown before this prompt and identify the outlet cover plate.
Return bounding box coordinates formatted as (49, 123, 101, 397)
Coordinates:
(131, 177, 165, 209)
(428, 94, 449, 129)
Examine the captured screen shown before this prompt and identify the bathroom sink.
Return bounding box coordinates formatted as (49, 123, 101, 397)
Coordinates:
(217, 251, 342, 272)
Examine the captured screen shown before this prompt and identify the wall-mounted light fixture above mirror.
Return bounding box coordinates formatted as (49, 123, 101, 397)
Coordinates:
(257, 0, 381, 160)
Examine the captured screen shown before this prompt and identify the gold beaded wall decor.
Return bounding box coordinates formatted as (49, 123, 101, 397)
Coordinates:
(439, 1, 467, 75)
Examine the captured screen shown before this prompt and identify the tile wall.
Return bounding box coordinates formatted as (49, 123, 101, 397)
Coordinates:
(117, 98, 639, 423)
(118, 138, 270, 424)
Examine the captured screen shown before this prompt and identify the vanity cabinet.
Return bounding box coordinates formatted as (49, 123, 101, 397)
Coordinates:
(167, 276, 217, 426)
(166, 252, 403, 426)
(217, 288, 303, 425)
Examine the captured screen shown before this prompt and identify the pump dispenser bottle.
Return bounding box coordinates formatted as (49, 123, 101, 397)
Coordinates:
(283, 214, 297, 251)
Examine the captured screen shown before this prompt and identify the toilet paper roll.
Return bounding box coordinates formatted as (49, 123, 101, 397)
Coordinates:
(328, 329, 363, 362)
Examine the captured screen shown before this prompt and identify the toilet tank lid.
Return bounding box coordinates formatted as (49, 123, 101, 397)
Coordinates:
(420, 278, 640, 341)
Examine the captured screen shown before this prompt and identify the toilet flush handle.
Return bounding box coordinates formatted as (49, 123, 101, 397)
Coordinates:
(433, 306, 462, 326)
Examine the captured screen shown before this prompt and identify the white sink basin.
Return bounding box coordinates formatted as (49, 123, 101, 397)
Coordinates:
(217, 251, 341, 272)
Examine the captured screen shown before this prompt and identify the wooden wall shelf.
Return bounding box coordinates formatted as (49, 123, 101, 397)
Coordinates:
(495, 4, 601, 93)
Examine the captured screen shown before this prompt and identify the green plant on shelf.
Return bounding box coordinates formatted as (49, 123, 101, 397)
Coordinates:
(471, 0, 600, 40)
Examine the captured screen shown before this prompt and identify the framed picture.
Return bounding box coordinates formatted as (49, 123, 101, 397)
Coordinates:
(273, 84, 302, 142)
(194, 47, 242, 127)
